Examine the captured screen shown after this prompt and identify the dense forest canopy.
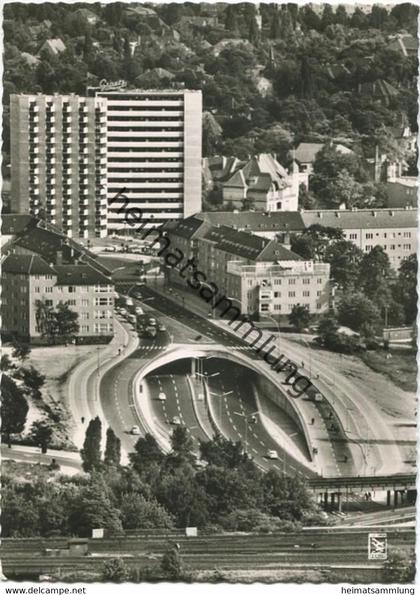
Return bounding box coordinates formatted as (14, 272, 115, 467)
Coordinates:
(3, 2, 418, 167)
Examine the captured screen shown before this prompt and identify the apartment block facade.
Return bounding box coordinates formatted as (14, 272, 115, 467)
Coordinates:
(2, 254, 114, 343)
(10, 94, 108, 238)
(92, 87, 202, 231)
(164, 216, 330, 319)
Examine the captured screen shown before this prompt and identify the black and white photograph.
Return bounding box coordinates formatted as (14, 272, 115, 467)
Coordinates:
(0, 0, 418, 588)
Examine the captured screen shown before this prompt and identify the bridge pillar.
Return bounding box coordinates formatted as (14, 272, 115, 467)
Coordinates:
(323, 492, 328, 509)
(331, 493, 335, 507)
(386, 490, 391, 507)
(393, 490, 398, 507)
(337, 493, 342, 513)
(191, 358, 196, 377)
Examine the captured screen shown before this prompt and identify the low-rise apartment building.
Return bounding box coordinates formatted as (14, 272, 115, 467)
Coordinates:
(197, 207, 417, 269)
(2, 254, 114, 344)
(164, 215, 330, 319)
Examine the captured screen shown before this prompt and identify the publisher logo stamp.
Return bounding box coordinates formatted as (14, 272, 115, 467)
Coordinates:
(368, 533, 387, 560)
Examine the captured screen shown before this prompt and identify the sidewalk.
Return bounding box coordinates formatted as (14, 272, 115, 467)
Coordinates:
(67, 316, 139, 449)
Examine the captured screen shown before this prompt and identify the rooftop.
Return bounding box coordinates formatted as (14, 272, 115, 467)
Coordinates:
(301, 208, 417, 229)
(3, 254, 54, 276)
(197, 211, 306, 232)
(54, 265, 111, 286)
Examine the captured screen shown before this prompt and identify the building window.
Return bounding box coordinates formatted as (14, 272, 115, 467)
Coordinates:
(35, 287, 40, 293)
(303, 290, 310, 297)
(45, 287, 53, 293)
(67, 299, 77, 306)
(288, 278, 296, 285)
(274, 292, 281, 298)
(403, 244, 411, 250)
(366, 233, 373, 239)
(68, 286, 76, 293)
(81, 312, 89, 320)
(81, 325, 89, 333)
(317, 278, 322, 284)
(317, 291, 321, 296)
(95, 310, 107, 319)
(274, 279, 282, 285)
(260, 304, 269, 312)
(95, 297, 111, 306)
(45, 299, 53, 306)
(404, 232, 411, 238)
(273, 304, 281, 311)
(95, 285, 109, 293)
(81, 286, 89, 293)
(288, 291, 295, 298)
(390, 245, 396, 250)
(349, 233, 357, 239)
(302, 278, 310, 285)
(317, 303, 322, 309)
(81, 299, 89, 307)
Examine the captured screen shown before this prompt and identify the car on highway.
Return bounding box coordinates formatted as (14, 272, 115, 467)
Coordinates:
(266, 449, 279, 460)
(171, 416, 181, 425)
(127, 314, 137, 324)
(148, 316, 157, 326)
(135, 306, 144, 315)
(125, 297, 134, 307)
(119, 308, 128, 316)
(130, 425, 141, 435)
(158, 392, 167, 401)
(157, 323, 166, 332)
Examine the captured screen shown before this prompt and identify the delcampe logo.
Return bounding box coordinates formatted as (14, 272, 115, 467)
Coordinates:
(368, 533, 388, 560)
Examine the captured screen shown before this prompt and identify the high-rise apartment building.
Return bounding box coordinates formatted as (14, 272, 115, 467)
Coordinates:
(92, 88, 202, 231)
(10, 94, 108, 238)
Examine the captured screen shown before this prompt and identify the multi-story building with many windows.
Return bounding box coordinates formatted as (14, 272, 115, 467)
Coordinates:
(10, 94, 108, 238)
(2, 254, 114, 343)
(91, 87, 202, 231)
(163, 215, 330, 319)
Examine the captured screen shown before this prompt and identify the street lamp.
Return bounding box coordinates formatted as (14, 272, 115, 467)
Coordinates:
(233, 410, 259, 455)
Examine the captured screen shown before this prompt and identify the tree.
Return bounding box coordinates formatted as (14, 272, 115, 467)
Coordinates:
(324, 240, 364, 289)
(199, 433, 247, 469)
(382, 548, 416, 583)
(337, 292, 382, 335)
(81, 417, 102, 472)
(55, 302, 79, 343)
(129, 433, 164, 475)
(289, 305, 311, 332)
(30, 420, 53, 453)
(169, 427, 195, 464)
(12, 341, 31, 362)
(120, 494, 173, 530)
(102, 558, 131, 582)
(18, 365, 45, 398)
(291, 225, 344, 261)
(358, 246, 393, 309)
(298, 184, 316, 209)
(104, 427, 121, 466)
(1, 374, 28, 446)
(394, 254, 417, 324)
(161, 545, 183, 580)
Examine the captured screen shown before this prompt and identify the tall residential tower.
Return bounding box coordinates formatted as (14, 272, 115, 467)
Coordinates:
(93, 87, 202, 231)
(10, 94, 108, 238)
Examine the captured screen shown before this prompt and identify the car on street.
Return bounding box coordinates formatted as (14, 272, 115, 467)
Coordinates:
(119, 308, 128, 316)
(130, 425, 141, 435)
(125, 297, 134, 307)
(148, 316, 157, 326)
(158, 392, 167, 401)
(266, 449, 279, 459)
(135, 306, 144, 315)
(158, 323, 166, 332)
(171, 416, 181, 425)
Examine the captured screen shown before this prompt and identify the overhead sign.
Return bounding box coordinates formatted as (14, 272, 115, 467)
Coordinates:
(99, 79, 127, 91)
(368, 533, 387, 560)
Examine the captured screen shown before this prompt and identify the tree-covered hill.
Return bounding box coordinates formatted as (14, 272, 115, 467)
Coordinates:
(3, 2, 418, 166)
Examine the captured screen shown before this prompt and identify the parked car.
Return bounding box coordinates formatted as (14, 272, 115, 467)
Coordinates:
(135, 306, 144, 315)
(158, 323, 166, 332)
(171, 416, 181, 425)
(158, 392, 167, 401)
(130, 425, 141, 435)
(266, 449, 279, 460)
